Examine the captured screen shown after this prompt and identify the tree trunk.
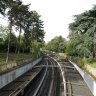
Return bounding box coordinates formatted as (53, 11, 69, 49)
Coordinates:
(23, 47, 24, 54)
(15, 43, 17, 54)
(92, 44, 95, 59)
(6, 22, 12, 63)
(18, 26, 22, 54)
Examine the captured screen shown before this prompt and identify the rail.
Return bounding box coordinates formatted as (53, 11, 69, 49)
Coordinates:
(33, 60, 48, 96)
(63, 60, 93, 96)
(49, 56, 66, 96)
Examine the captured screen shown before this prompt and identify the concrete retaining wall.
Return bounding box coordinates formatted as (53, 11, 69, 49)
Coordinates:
(69, 60, 96, 96)
(0, 58, 42, 89)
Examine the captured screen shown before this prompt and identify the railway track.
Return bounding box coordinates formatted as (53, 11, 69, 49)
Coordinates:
(0, 60, 45, 96)
(0, 56, 60, 96)
(57, 58, 93, 96)
(24, 56, 60, 96)
(24, 58, 49, 96)
(0, 54, 93, 96)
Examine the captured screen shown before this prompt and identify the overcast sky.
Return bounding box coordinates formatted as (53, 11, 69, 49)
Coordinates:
(1, 0, 96, 42)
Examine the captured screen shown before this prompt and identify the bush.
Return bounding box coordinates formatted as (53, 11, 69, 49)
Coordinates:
(70, 56, 91, 67)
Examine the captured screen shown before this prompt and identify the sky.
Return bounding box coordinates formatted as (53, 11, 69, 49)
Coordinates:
(0, 0, 96, 42)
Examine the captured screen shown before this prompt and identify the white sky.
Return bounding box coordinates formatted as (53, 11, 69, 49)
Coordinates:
(0, 0, 96, 42)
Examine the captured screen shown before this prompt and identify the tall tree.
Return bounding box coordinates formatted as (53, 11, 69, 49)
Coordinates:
(24, 11, 44, 54)
(6, 0, 21, 63)
(45, 36, 66, 53)
(68, 5, 96, 59)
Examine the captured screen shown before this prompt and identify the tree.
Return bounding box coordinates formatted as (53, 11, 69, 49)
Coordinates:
(5, 32, 17, 52)
(45, 36, 66, 53)
(0, 0, 45, 59)
(7, 1, 29, 54)
(0, 25, 9, 52)
(0, 0, 22, 62)
(68, 5, 96, 59)
(24, 11, 44, 54)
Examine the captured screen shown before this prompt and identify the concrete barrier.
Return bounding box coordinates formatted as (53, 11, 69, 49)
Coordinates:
(69, 60, 96, 96)
(0, 58, 42, 89)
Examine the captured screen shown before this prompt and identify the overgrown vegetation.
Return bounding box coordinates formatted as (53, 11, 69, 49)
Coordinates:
(44, 36, 66, 53)
(0, 0, 44, 72)
(0, 53, 33, 72)
(66, 5, 96, 67)
(44, 5, 96, 68)
(91, 62, 96, 68)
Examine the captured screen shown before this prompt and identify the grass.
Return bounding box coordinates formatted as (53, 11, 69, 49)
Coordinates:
(70, 56, 96, 68)
(91, 62, 96, 68)
(0, 53, 33, 73)
(70, 56, 95, 68)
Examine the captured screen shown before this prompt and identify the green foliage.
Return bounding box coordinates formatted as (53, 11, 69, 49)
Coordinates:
(0, 53, 33, 72)
(70, 56, 90, 67)
(45, 36, 66, 53)
(30, 40, 42, 57)
(0, 0, 45, 62)
(68, 5, 96, 59)
(0, 25, 9, 52)
(65, 41, 78, 56)
(0, 25, 9, 40)
(4, 32, 17, 52)
(91, 62, 96, 68)
(24, 11, 44, 54)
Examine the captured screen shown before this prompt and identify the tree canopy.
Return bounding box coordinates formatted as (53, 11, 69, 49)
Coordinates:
(0, 0, 45, 62)
(45, 36, 66, 53)
(68, 5, 96, 59)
